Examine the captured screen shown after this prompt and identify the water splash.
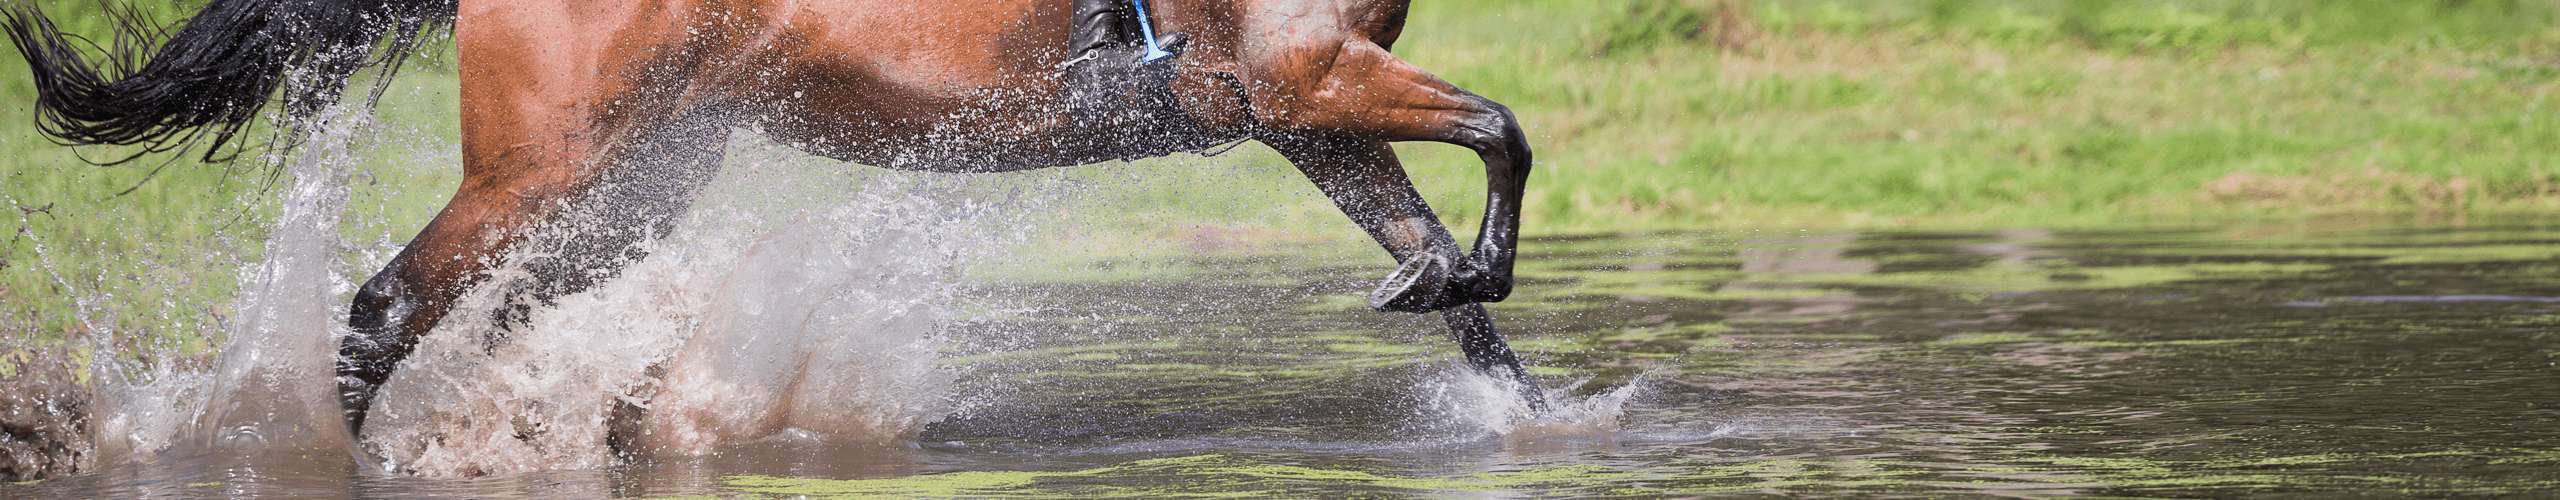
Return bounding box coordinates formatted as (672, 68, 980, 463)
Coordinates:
(193, 104, 366, 454)
(79, 104, 374, 465)
(353, 154, 1041, 476)
(14, 90, 1061, 476)
(632, 198, 960, 457)
(1410, 366, 1648, 443)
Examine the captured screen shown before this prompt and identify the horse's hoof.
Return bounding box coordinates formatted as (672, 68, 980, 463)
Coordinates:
(1370, 253, 1453, 312)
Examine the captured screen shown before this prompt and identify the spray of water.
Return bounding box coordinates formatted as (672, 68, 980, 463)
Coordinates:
(69, 104, 374, 466)
(1409, 365, 1649, 443)
(18, 95, 1634, 478)
(16, 84, 1058, 476)
(630, 197, 961, 457)
(351, 144, 1045, 476)
(191, 104, 365, 455)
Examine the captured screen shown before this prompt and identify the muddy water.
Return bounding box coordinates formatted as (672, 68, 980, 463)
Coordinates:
(10, 223, 2560, 496)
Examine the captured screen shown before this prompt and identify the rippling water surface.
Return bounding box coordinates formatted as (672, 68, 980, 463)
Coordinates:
(11, 222, 2560, 497)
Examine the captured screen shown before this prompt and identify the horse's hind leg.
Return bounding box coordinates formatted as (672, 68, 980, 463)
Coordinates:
(336, 0, 756, 433)
(339, 111, 726, 432)
(337, 153, 593, 433)
(338, 9, 731, 430)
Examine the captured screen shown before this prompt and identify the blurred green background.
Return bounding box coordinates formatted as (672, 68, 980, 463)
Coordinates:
(4, 0, 2558, 353)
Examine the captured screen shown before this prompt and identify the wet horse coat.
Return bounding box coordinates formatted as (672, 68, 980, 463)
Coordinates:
(5, 0, 1539, 437)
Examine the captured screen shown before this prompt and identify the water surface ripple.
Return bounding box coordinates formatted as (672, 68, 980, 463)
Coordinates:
(12, 223, 2560, 497)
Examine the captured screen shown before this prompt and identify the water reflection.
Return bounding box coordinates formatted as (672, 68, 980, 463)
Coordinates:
(1728, 233, 1874, 318)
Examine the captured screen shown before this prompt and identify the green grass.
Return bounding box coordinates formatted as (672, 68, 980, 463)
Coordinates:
(6, 0, 2560, 344)
(943, 0, 2560, 257)
(1366, 0, 2560, 232)
(0, 2, 462, 352)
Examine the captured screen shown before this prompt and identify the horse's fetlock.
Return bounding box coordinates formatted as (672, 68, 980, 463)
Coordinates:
(1470, 275, 1515, 303)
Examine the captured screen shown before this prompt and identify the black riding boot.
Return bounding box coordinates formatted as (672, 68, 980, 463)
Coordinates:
(1064, 0, 1187, 132)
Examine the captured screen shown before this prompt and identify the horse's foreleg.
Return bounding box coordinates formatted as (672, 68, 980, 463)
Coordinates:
(1248, 40, 1532, 313)
(1273, 139, 1541, 405)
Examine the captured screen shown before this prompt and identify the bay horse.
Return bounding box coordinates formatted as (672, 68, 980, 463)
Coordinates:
(6, 0, 1539, 435)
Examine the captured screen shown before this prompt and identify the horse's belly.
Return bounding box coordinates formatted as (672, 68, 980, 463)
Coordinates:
(742, 0, 1232, 172)
(751, 72, 1228, 172)
(750, 95, 1092, 173)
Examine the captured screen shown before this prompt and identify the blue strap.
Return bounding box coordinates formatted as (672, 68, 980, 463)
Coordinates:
(1131, 0, 1174, 62)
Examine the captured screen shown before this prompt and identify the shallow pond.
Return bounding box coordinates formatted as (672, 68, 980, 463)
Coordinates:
(10, 223, 2560, 497)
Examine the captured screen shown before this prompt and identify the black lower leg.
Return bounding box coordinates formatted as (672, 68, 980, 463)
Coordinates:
(339, 269, 419, 433)
(1444, 303, 1547, 410)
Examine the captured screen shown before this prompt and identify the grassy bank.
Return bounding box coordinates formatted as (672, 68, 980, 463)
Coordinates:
(5, 0, 2559, 346)
(0, 2, 463, 351)
(1133, 0, 2560, 236)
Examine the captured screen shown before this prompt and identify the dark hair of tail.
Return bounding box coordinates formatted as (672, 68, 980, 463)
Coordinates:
(2, 0, 456, 165)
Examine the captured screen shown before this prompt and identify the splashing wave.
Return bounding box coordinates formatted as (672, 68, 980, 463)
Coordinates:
(1410, 366, 1649, 443)
(359, 179, 1022, 477)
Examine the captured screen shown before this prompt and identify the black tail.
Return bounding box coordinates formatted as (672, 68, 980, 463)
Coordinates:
(3, 0, 456, 165)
